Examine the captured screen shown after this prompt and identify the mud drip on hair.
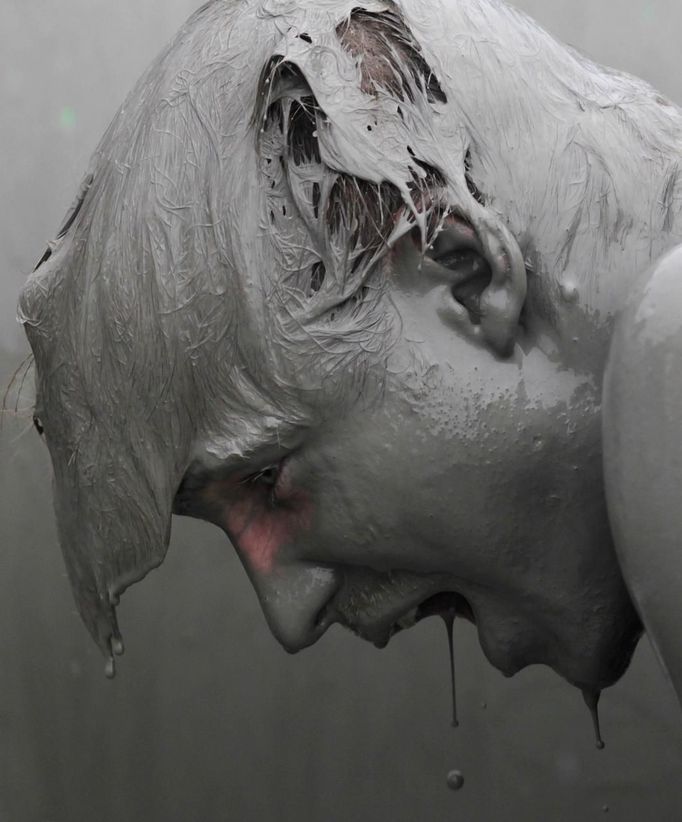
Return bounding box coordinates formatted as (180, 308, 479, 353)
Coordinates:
(104, 635, 125, 680)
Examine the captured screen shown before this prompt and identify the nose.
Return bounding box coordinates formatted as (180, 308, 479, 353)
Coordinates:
(247, 562, 341, 653)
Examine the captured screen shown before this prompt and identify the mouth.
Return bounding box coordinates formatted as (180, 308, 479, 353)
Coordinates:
(324, 578, 476, 649)
(380, 591, 475, 646)
(415, 591, 475, 623)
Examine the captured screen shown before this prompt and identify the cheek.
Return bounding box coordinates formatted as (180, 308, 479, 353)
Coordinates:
(223, 491, 313, 574)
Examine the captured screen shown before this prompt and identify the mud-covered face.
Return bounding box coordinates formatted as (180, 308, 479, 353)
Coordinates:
(176, 228, 641, 691)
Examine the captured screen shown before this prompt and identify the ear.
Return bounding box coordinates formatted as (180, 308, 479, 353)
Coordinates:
(476, 210, 527, 357)
(421, 210, 527, 357)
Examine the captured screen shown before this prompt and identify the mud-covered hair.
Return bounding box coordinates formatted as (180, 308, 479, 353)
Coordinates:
(247, 5, 455, 392)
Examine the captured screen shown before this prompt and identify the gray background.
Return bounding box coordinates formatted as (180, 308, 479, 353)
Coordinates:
(1, 1, 682, 820)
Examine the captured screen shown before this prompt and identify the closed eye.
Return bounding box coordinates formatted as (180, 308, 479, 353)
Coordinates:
(173, 461, 283, 518)
(242, 465, 280, 487)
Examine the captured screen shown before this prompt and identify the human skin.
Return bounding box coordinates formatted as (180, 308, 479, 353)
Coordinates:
(17, 0, 682, 702)
(603, 247, 682, 701)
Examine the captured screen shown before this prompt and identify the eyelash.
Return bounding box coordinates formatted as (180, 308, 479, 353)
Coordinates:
(248, 466, 279, 486)
(241, 464, 281, 504)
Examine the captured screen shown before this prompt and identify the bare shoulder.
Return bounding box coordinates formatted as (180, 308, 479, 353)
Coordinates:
(603, 244, 682, 705)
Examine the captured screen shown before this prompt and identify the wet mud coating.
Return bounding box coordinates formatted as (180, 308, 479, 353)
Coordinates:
(11, 0, 682, 808)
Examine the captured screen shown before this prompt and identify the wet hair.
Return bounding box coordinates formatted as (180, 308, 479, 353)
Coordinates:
(249, 5, 459, 399)
(17, 0, 682, 664)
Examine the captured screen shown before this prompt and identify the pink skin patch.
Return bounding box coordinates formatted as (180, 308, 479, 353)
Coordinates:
(202, 469, 313, 574)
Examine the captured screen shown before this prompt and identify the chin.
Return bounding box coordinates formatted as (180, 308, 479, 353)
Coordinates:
(561, 614, 644, 690)
(471, 595, 644, 690)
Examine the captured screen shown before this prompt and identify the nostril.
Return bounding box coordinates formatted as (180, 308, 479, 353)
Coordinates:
(313, 597, 336, 631)
(314, 604, 327, 629)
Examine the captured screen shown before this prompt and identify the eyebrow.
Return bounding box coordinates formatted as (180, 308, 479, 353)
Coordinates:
(185, 422, 307, 482)
(183, 454, 267, 488)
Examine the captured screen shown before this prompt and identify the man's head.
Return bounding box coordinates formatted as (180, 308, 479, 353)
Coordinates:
(24, 0, 682, 689)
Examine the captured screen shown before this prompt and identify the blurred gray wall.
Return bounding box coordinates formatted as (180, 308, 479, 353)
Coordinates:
(2, 2, 682, 820)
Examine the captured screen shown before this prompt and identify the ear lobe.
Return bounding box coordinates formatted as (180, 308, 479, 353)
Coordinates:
(475, 210, 527, 357)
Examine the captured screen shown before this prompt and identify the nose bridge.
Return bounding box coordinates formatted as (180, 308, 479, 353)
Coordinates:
(245, 560, 341, 653)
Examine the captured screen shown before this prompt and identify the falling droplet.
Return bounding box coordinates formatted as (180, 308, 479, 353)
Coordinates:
(582, 689, 605, 749)
(602, 805, 610, 814)
(446, 769, 464, 791)
(111, 635, 125, 656)
(442, 609, 458, 728)
(104, 657, 116, 680)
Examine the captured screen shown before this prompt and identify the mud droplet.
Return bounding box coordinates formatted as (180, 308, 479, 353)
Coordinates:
(443, 610, 458, 727)
(559, 280, 579, 303)
(104, 657, 116, 679)
(602, 805, 609, 814)
(582, 689, 605, 749)
(446, 770, 464, 791)
(112, 636, 125, 656)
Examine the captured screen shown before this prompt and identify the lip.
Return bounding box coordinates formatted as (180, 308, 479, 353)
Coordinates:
(320, 581, 475, 649)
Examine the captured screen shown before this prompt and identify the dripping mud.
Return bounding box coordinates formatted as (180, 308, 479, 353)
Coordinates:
(414, 591, 469, 730)
(444, 610, 458, 728)
(413, 592, 464, 787)
(413, 590, 607, 791)
(583, 688, 606, 750)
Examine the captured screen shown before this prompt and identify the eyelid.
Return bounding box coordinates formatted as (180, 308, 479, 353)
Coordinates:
(241, 463, 280, 486)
